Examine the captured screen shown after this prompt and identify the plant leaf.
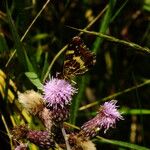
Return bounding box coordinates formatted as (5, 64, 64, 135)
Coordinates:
(25, 72, 43, 90)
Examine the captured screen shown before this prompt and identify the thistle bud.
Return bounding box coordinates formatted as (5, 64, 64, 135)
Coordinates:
(27, 130, 55, 149)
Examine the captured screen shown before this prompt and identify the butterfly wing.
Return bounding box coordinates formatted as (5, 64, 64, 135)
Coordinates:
(63, 36, 96, 80)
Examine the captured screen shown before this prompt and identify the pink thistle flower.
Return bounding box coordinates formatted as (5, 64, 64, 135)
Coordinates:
(80, 100, 123, 139)
(43, 77, 77, 109)
(97, 100, 123, 132)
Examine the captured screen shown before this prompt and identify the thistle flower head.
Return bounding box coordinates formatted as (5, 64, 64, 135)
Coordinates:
(18, 90, 44, 115)
(80, 100, 123, 138)
(97, 100, 123, 132)
(43, 77, 77, 109)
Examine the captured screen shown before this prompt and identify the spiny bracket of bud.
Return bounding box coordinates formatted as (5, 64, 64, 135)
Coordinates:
(51, 105, 70, 123)
(12, 126, 55, 150)
(27, 130, 55, 149)
(11, 125, 29, 140)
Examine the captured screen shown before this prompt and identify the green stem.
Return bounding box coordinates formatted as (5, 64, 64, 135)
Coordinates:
(97, 136, 150, 150)
(69, 27, 150, 54)
(79, 79, 150, 110)
(64, 123, 150, 150)
(93, 0, 115, 53)
(5, 0, 51, 67)
(43, 45, 67, 82)
(70, 76, 86, 124)
(1, 114, 13, 149)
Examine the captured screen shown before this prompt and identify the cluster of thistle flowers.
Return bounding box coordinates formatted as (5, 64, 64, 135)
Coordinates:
(12, 75, 123, 150)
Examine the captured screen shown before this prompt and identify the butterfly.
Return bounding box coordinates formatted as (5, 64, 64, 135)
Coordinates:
(59, 36, 96, 80)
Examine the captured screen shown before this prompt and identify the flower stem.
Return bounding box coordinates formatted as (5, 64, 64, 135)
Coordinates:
(61, 127, 71, 150)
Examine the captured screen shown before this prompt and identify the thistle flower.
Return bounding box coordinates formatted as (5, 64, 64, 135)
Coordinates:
(43, 77, 77, 109)
(18, 90, 44, 115)
(80, 100, 123, 139)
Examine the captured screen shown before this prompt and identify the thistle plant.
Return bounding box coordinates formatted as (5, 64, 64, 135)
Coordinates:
(12, 74, 123, 150)
(1, 0, 149, 149)
(43, 77, 77, 123)
(11, 34, 123, 150)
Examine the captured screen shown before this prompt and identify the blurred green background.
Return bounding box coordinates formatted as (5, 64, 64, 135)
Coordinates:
(0, 0, 150, 149)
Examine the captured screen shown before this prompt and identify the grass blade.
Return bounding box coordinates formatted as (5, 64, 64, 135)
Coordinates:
(25, 72, 43, 90)
(97, 136, 150, 150)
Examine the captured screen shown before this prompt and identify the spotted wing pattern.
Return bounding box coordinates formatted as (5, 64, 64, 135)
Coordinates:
(63, 36, 96, 80)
